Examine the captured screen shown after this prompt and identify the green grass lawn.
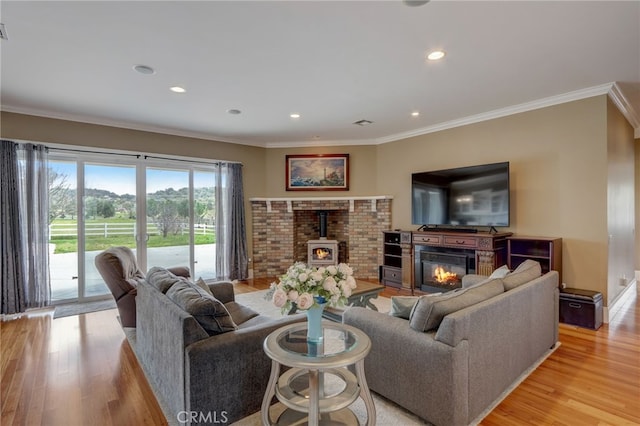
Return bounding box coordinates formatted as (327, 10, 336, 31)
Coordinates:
(50, 219, 215, 254)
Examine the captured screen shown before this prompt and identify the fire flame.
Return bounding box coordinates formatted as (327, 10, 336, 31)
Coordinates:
(315, 248, 331, 260)
(434, 266, 458, 284)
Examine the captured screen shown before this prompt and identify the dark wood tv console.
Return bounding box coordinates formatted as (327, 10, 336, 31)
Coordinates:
(381, 229, 512, 293)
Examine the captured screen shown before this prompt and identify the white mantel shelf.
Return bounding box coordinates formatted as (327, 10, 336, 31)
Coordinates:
(250, 195, 393, 213)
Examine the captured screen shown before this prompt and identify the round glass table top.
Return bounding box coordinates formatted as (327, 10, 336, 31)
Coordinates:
(264, 321, 371, 369)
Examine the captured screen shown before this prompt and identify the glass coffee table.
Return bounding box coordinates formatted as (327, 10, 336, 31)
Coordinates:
(261, 321, 376, 426)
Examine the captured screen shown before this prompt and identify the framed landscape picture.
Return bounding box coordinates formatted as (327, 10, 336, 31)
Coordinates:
(286, 154, 349, 191)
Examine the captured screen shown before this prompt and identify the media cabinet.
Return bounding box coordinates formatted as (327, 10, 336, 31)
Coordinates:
(381, 229, 512, 293)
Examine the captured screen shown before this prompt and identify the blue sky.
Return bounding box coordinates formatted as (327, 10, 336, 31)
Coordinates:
(52, 161, 215, 195)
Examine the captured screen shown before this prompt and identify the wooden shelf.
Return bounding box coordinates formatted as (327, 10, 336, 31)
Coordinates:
(507, 236, 562, 284)
(381, 231, 412, 290)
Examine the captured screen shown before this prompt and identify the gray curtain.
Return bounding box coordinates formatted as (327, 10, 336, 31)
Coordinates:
(1, 141, 51, 314)
(215, 163, 248, 280)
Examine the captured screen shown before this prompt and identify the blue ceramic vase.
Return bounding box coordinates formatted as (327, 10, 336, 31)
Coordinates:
(306, 296, 327, 342)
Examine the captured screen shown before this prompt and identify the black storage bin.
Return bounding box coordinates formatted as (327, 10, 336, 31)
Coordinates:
(559, 288, 603, 330)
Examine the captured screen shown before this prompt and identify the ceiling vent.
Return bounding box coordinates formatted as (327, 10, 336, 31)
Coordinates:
(353, 119, 373, 126)
(0, 24, 8, 40)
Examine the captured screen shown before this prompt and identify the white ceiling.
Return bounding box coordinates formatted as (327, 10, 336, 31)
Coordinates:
(1, 1, 639, 147)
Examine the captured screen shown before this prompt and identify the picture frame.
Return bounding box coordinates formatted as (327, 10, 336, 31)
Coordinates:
(286, 154, 349, 191)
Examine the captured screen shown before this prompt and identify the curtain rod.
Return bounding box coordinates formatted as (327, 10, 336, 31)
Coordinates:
(50, 146, 139, 158)
(143, 155, 242, 166)
(48, 147, 242, 166)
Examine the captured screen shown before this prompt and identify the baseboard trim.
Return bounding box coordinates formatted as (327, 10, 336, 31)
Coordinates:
(604, 278, 638, 323)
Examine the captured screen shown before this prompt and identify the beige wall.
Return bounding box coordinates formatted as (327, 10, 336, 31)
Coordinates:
(636, 138, 640, 272)
(0, 112, 267, 254)
(263, 145, 378, 197)
(376, 96, 610, 299)
(2, 96, 635, 306)
(605, 97, 636, 305)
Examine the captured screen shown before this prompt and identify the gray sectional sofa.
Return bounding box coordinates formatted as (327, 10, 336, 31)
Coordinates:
(135, 267, 304, 425)
(344, 260, 559, 426)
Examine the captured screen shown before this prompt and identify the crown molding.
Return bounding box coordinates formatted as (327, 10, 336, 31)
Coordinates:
(374, 83, 615, 145)
(3, 83, 626, 147)
(264, 138, 377, 148)
(608, 82, 640, 138)
(0, 105, 269, 148)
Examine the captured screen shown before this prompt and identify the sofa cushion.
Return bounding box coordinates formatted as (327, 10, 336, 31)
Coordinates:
(389, 294, 442, 320)
(409, 278, 504, 332)
(146, 266, 182, 293)
(166, 279, 237, 335)
(503, 259, 542, 291)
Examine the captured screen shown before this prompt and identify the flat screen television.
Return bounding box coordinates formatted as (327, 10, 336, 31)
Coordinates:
(412, 162, 510, 229)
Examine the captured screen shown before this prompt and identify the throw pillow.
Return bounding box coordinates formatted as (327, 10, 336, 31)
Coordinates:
(389, 294, 442, 320)
(409, 278, 504, 332)
(503, 259, 542, 291)
(146, 266, 181, 293)
(489, 265, 510, 279)
(389, 296, 420, 319)
(166, 280, 237, 335)
(195, 277, 214, 295)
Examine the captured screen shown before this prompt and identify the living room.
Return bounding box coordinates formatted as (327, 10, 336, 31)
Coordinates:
(4, 93, 638, 316)
(1, 1, 639, 425)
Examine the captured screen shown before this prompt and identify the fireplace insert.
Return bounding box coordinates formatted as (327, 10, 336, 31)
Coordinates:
(307, 239, 339, 267)
(417, 249, 474, 292)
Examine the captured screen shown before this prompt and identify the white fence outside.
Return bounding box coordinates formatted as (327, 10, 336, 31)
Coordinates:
(50, 222, 215, 238)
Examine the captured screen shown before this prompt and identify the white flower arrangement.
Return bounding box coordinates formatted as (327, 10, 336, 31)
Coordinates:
(266, 262, 357, 314)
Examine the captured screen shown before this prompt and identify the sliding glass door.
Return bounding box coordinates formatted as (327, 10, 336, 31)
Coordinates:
(83, 163, 137, 299)
(193, 170, 216, 278)
(48, 154, 218, 303)
(49, 159, 79, 301)
(145, 167, 190, 271)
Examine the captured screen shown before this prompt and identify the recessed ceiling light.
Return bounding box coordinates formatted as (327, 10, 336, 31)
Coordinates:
(133, 64, 155, 75)
(427, 50, 446, 61)
(290, 113, 301, 119)
(411, 111, 420, 117)
(227, 109, 242, 115)
(403, 0, 430, 6)
(353, 119, 373, 126)
(170, 86, 186, 93)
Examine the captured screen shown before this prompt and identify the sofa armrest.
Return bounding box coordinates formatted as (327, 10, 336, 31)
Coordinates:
(343, 307, 469, 425)
(207, 281, 235, 304)
(185, 314, 305, 422)
(167, 266, 191, 278)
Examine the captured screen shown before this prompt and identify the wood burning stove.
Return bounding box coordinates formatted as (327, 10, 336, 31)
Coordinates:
(307, 239, 339, 267)
(307, 211, 338, 266)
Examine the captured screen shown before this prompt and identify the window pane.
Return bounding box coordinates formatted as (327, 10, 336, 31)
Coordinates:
(84, 163, 137, 298)
(49, 160, 78, 301)
(194, 170, 216, 279)
(146, 168, 190, 271)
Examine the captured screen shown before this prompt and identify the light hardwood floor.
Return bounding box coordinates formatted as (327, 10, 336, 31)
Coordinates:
(1, 279, 638, 425)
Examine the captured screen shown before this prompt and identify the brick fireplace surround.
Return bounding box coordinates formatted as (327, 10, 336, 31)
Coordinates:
(250, 196, 392, 280)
